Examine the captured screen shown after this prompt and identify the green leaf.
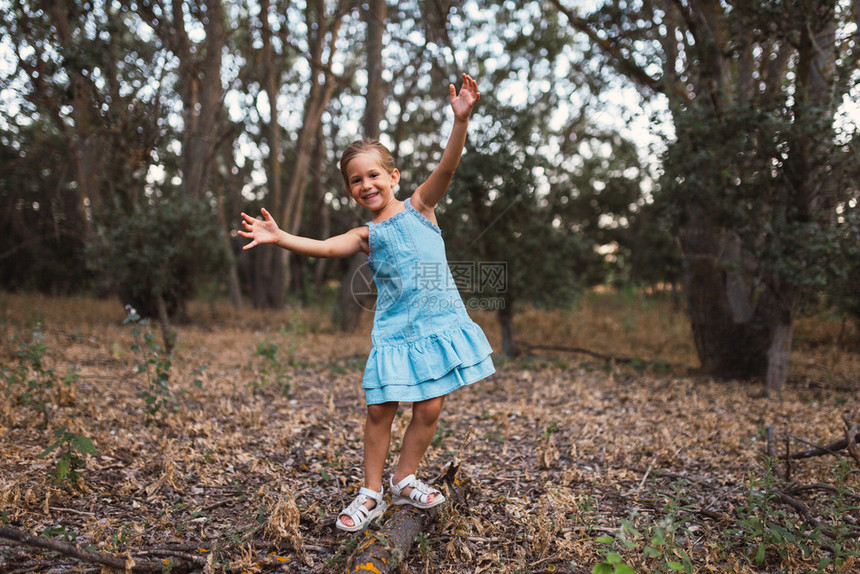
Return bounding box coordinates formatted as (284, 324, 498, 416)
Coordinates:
(55, 458, 70, 482)
(668, 561, 685, 571)
(755, 542, 766, 564)
(644, 546, 662, 557)
(39, 441, 60, 458)
(592, 564, 613, 574)
(614, 565, 635, 574)
(72, 435, 97, 455)
(595, 536, 614, 545)
(606, 552, 622, 564)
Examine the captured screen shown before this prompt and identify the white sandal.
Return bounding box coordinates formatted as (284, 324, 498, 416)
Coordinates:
(336, 487, 387, 532)
(390, 474, 446, 509)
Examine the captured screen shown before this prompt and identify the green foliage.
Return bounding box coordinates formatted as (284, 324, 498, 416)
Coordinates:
(87, 191, 227, 321)
(725, 459, 860, 571)
(0, 123, 90, 293)
(252, 338, 293, 397)
(593, 537, 635, 574)
(826, 196, 860, 333)
(0, 0, 164, 294)
(592, 482, 699, 573)
(4, 322, 56, 424)
(439, 89, 643, 311)
(125, 310, 175, 421)
(39, 425, 97, 486)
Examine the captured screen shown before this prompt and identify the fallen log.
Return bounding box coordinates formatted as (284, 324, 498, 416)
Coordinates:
(787, 433, 860, 460)
(0, 525, 202, 573)
(349, 459, 468, 573)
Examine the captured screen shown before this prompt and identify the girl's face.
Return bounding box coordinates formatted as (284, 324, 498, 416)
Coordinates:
(344, 152, 400, 211)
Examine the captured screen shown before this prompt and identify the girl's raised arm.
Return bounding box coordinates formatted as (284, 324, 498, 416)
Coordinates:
(239, 208, 368, 258)
(412, 74, 480, 213)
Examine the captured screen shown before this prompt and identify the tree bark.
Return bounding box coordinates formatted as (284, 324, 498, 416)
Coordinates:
(176, 0, 226, 201)
(274, 0, 349, 307)
(335, 0, 388, 330)
(335, 254, 374, 331)
(215, 176, 243, 310)
(362, 0, 387, 140)
(497, 296, 518, 357)
(252, 0, 286, 309)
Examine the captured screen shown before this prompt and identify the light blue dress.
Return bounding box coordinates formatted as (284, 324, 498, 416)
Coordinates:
(362, 197, 495, 405)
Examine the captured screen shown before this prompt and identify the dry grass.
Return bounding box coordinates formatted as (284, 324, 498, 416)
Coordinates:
(0, 292, 858, 573)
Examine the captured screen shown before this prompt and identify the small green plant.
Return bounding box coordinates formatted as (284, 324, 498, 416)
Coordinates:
(593, 481, 696, 574)
(5, 323, 56, 424)
(593, 536, 635, 574)
(253, 339, 292, 396)
(39, 426, 97, 485)
(816, 460, 860, 571)
(730, 459, 797, 566)
(125, 307, 174, 420)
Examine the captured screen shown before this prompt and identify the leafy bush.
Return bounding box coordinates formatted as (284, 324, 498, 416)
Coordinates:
(87, 191, 227, 322)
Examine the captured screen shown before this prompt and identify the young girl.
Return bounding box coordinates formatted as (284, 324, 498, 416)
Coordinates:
(239, 73, 494, 532)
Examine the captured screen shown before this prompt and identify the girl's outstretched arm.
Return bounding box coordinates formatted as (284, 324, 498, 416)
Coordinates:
(412, 73, 480, 213)
(238, 208, 368, 257)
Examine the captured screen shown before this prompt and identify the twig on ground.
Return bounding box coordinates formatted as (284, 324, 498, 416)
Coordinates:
(520, 343, 635, 364)
(787, 433, 860, 460)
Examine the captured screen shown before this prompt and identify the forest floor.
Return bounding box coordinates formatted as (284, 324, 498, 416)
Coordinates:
(1, 291, 859, 573)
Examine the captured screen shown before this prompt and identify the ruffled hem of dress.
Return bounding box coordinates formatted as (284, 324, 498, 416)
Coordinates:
(362, 321, 493, 388)
(364, 355, 494, 405)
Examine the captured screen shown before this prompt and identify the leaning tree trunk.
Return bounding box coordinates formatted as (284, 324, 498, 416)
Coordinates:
(274, 0, 347, 307)
(253, 0, 286, 309)
(334, 0, 388, 331)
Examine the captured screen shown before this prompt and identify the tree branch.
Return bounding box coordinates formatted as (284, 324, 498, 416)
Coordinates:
(548, 0, 692, 104)
(0, 526, 195, 573)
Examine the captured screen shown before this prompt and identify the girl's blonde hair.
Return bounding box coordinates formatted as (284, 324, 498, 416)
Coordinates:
(339, 139, 396, 188)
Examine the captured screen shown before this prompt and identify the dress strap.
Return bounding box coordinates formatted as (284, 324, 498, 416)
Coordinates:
(404, 195, 442, 233)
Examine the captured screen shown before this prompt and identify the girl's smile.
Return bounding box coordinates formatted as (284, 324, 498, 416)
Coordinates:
(345, 152, 400, 213)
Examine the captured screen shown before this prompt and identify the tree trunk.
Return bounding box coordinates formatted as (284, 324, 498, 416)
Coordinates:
(214, 178, 243, 310)
(177, 0, 225, 201)
(497, 296, 517, 357)
(335, 254, 374, 331)
(252, 0, 286, 309)
(155, 292, 176, 355)
(362, 0, 387, 140)
(335, 0, 388, 331)
(274, 0, 347, 307)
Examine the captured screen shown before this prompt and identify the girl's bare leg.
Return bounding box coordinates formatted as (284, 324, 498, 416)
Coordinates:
(340, 401, 398, 528)
(392, 396, 445, 500)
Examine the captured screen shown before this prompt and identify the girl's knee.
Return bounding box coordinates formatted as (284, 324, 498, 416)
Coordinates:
(412, 396, 444, 425)
(367, 402, 398, 425)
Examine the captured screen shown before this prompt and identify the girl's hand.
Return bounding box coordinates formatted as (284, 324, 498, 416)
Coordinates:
(238, 208, 281, 250)
(449, 73, 480, 121)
